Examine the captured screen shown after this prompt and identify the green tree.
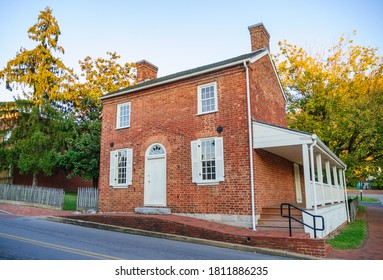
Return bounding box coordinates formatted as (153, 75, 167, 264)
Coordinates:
(1, 7, 136, 187)
(275, 33, 383, 187)
(0, 7, 75, 186)
(0, 100, 75, 186)
(0, 7, 75, 105)
(59, 120, 101, 187)
(71, 52, 135, 119)
(59, 53, 135, 187)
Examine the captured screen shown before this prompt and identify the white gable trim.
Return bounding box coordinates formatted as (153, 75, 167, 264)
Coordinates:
(267, 53, 287, 102)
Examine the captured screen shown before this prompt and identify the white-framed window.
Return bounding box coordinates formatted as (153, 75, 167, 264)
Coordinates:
(110, 148, 133, 187)
(116, 102, 131, 129)
(191, 137, 224, 185)
(197, 82, 218, 115)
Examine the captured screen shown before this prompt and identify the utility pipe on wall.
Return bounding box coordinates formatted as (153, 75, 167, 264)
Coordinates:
(244, 61, 256, 230)
(343, 168, 350, 222)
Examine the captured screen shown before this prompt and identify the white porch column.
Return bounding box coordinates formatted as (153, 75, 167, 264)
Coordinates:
(333, 166, 339, 202)
(325, 161, 334, 204)
(309, 141, 318, 213)
(339, 169, 344, 202)
(302, 144, 312, 209)
(316, 154, 325, 206)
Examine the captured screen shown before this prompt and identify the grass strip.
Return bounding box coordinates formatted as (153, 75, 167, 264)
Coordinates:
(63, 192, 77, 211)
(326, 206, 367, 250)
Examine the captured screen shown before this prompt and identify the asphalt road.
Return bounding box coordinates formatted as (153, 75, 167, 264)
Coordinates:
(0, 213, 293, 260)
(356, 193, 383, 208)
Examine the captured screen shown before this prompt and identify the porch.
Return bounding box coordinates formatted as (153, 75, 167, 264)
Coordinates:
(253, 121, 349, 238)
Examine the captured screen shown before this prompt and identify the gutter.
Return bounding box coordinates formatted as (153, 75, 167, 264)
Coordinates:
(343, 168, 351, 222)
(101, 50, 268, 101)
(243, 61, 256, 230)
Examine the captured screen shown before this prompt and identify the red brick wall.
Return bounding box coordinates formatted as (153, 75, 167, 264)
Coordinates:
(67, 214, 332, 257)
(249, 55, 286, 126)
(136, 60, 158, 83)
(253, 149, 296, 213)
(99, 58, 294, 217)
(100, 65, 254, 214)
(249, 54, 294, 212)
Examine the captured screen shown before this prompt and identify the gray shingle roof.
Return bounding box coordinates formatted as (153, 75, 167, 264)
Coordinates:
(101, 49, 266, 100)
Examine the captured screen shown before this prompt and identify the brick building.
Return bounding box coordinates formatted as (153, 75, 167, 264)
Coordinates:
(99, 23, 349, 237)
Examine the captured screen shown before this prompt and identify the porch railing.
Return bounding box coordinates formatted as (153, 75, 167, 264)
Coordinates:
(280, 203, 325, 238)
(306, 182, 345, 208)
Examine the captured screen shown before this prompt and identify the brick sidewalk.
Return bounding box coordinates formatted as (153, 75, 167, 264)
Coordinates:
(327, 206, 383, 260)
(0, 202, 76, 217)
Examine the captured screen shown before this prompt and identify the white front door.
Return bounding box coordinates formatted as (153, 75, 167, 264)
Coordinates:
(144, 144, 166, 206)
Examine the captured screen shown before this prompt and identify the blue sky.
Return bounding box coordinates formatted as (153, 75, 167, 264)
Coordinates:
(1, 0, 382, 101)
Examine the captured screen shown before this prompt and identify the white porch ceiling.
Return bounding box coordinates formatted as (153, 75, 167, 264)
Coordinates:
(253, 121, 346, 168)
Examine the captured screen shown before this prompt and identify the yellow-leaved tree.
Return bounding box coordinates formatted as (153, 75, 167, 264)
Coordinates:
(275, 33, 383, 187)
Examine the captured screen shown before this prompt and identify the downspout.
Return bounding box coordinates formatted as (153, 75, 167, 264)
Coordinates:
(343, 168, 350, 222)
(309, 134, 318, 214)
(244, 61, 256, 230)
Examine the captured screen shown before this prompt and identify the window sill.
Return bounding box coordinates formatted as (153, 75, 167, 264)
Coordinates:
(195, 110, 218, 116)
(196, 181, 220, 186)
(110, 185, 130, 188)
(115, 126, 130, 130)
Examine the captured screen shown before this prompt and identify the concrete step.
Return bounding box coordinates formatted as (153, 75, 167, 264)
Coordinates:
(256, 225, 306, 233)
(260, 213, 303, 219)
(262, 207, 303, 216)
(257, 204, 306, 234)
(135, 207, 171, 214)
(257, 219, 304, 228)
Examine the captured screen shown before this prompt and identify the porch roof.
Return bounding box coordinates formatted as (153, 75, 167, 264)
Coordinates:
(253, 121, 346, 169)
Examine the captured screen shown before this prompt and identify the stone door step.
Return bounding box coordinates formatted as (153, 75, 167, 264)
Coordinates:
(135, 207, 171, 215)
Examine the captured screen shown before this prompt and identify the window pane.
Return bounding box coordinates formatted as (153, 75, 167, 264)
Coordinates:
(117, 150, 127, 184)
(200, 139, 216, 181)
(119, 104, 130, 128)
(200, 84, 216, 113)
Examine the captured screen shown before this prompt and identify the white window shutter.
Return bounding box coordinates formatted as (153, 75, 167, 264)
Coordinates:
(197, 89, 202, 114)
(191, 140, 200, 183)
(116, 105, 121, 128)
(126, 148, 133, 185)
(109, 151, 117, 186)
(215, 137, 224, 181)
(127, 103, 131, 127)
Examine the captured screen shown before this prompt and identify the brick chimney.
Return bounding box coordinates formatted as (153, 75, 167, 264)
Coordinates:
(248, 23, 270, 51)
(136, 60, 158, 83)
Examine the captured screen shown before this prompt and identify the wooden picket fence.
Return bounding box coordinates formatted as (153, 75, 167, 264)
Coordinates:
(77, 187, 98, 212)
(0, 184, 64, 209)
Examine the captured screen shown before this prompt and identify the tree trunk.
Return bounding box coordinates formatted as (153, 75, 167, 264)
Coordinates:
(32, 172, 38, 187)
(93, 177, 99, 188)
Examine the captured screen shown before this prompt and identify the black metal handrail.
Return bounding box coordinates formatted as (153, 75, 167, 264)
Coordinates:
(280, 203, 325, 238)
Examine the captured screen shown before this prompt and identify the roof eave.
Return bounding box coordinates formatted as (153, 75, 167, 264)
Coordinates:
(100, 49, 269, 101)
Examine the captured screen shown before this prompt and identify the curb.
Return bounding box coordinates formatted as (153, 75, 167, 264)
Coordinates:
(46, 216, 320, 260)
